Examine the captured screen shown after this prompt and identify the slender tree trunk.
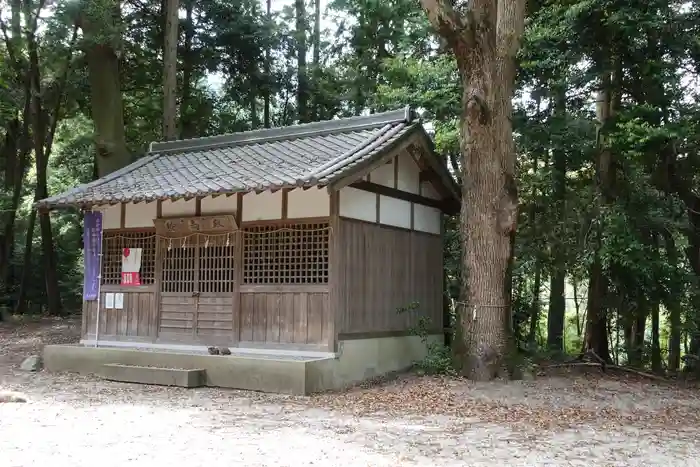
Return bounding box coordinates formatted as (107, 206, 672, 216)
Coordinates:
(547, 84, 567, 353)
(420, 0, 526, 380)
(25, 18, 63, 316)
(295, 0, 309, 123)
(583, 68, 617, 363)
(664, 233, 682, 372)
(81, 1, 130, 176)
(651, 298, 662, 374)
(311, 0, 321, 121)
(180, 0, 195, 138)
(572, 278, 582, 338)
(263, 0, 272, 128)
(527, 260, 542, 348)
(163, 0, 180, 140)
(14, 209, 36, 315)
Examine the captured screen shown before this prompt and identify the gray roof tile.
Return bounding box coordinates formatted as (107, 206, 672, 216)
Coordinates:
(37, 107, 445, 209)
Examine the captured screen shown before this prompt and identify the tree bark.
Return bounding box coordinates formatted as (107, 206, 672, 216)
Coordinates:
(547, 84, 567, 353)
(663, 232, 682, 372)
(81, 0, 130, 176)
(180, 0, 195, 138)
(311, 0, 321, 121)
(25, 20, 68, 316)
(163, 0, 180, 140)
(14, 209, 36, 315)
(295, 0, 309, 123)
(583, 70, 616, 363)
(527, 259, 542, 348)
(651, 297, 662, 374)
(420, 0, 526, 380)
(263, 0, 272, 128)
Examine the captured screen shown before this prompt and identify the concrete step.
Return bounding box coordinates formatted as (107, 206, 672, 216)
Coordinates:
(100, 363, 205, 388)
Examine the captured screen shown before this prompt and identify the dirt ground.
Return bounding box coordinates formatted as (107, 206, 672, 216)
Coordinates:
(2, 317, 700, 466)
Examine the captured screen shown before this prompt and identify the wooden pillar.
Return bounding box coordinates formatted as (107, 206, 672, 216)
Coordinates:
(232, 192, 244, 345)
(328, 189, 340, 352)
(152, 200, 163, 342)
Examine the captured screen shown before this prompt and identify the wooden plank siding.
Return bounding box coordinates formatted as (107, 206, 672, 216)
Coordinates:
(333, 218, 443, 336)
(83, 287, 157, 342)
(239, 286, 330, 346)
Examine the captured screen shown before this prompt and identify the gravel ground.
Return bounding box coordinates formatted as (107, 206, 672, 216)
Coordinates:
(1, 316, 700, 466)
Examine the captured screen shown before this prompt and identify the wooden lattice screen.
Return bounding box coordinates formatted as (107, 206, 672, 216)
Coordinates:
(161, 235, 236, 293)
(242, 222, 330, 285)
(101, 231, 156, 285)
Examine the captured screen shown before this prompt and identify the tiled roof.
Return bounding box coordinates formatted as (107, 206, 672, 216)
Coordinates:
(37, 107, 444, 209)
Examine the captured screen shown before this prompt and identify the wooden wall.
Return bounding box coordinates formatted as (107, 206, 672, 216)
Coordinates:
(333, 218, 443, 336)
(239, 285, 330, 348)
(82, 286, 157, 342)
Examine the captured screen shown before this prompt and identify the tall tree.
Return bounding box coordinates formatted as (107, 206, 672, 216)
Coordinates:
(263, 0, 272, 128)
(546, 82, 567, 353)
(163, 0, 180, 140)
(295, 0, 309, 122)
(420, 0, 526, 380)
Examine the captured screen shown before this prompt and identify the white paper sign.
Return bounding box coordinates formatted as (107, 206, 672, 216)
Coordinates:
(114, 293, 124, 310)
(105, 293, 114, 309)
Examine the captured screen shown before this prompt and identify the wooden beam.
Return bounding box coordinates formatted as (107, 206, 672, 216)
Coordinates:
(281, 188, 289, 219)
(120, 203, 126, 228)
(393, 155, 399, 189)
(338, 329, 444, 340)
(236, 192, 243, 226)
(349, 180, 453, 213)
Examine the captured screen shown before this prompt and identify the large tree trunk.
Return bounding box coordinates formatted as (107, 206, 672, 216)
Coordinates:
(420, 0, 526, 380)
(81, 1, 130, 176)
(163, 0, 180, 140)
(295, 0, 309, 123)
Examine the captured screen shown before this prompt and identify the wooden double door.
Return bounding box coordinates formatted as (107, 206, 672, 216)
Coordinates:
(157, 235, 239, 345)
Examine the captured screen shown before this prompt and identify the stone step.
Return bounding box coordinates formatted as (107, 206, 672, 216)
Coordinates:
(100, 363, 205, 388)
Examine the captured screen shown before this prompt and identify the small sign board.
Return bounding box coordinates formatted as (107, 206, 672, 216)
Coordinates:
(105, 293, 115, 309)
(114, 293, 124, 310)
(154, 214, 238, 237)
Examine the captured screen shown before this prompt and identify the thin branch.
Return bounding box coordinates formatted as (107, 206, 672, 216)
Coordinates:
(0, 15, 22, 76)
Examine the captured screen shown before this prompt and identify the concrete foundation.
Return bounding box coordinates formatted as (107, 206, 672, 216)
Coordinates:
(100, 364, 205, 388)
(43, 335, 438, 395)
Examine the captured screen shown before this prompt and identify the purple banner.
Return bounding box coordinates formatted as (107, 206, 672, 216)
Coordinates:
(83, 211, 102, 301)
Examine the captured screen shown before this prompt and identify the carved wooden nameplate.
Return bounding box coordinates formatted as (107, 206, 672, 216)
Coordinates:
(154, 214, 238, 236)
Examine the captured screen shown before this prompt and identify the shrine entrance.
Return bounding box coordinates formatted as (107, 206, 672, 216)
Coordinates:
(155, 215, 240, 345)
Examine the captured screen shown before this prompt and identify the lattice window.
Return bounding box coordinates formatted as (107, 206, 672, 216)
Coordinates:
(198, 235, 236, 293)
(101, 231, 156, 285)
(161, 237, 196, 293)
(160, 235, 236, 294)
(243, 223, 330, 285)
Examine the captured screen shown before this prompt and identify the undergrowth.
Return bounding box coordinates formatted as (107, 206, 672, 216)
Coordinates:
(397, 301, 456, 376)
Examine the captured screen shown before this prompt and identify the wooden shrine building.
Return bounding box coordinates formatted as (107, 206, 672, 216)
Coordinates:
(38, 107, 460, 394)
